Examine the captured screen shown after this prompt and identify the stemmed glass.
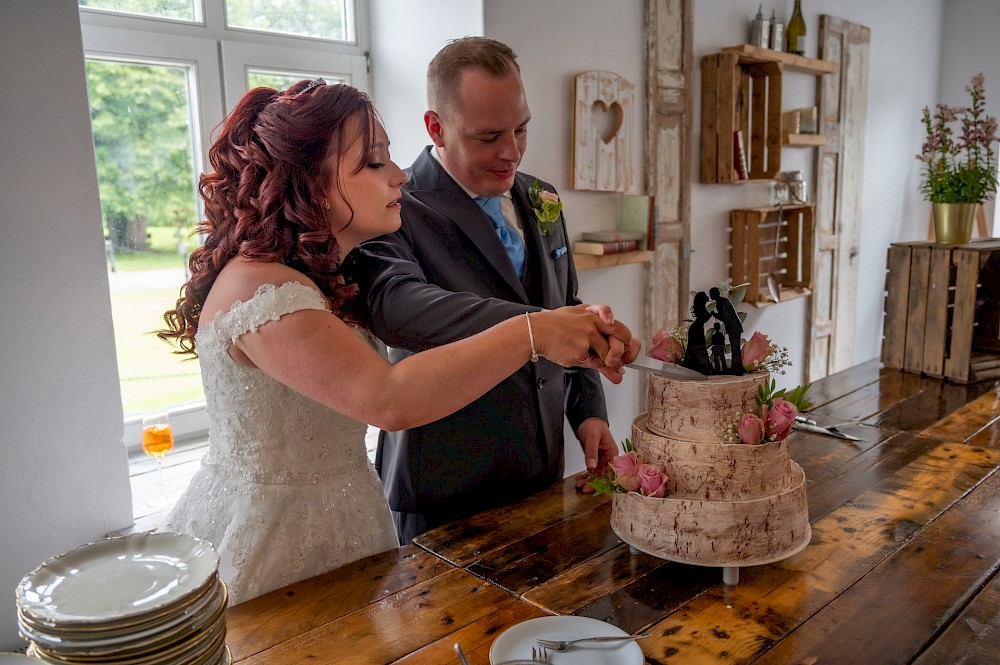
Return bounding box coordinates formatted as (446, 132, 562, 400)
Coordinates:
(141, 411, 175, 505)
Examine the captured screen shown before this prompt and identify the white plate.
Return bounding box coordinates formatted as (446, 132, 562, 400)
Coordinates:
(0, 655, 39, 664)
(490, 616, 644, 665)
(17, 532, 219, 624)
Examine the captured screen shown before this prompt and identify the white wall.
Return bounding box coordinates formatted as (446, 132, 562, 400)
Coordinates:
(0, 0, 133, 650)
(369, 0, 484, 166)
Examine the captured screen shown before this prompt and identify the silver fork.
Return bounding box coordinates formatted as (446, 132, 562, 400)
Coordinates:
(532, 645, 551, 663)
(536, 632, 651, 651)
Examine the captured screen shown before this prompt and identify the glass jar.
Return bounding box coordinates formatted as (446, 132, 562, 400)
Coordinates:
(772, 180, 790, 206)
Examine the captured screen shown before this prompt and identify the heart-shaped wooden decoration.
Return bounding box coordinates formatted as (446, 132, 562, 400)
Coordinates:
(591, 99, 624, 144)
(573, 70, 634, 192)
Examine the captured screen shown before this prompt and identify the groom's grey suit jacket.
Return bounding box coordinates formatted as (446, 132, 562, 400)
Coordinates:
(350, 146, 608, 522)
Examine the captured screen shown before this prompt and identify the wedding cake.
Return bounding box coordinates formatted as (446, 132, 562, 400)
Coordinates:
(609, 369, 812, 569)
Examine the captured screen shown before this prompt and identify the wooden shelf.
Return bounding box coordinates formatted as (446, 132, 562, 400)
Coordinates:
(573, 250, 652, 271)
(721, 44, 838, 75)
(783, 133, 827, 147)
(730, 206, 814, 307)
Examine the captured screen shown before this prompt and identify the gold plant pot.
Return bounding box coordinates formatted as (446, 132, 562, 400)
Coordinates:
(932, 202, 978, 244)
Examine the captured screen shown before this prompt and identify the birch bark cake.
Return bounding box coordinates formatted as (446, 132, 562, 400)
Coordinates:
(610, 370, 812, 567)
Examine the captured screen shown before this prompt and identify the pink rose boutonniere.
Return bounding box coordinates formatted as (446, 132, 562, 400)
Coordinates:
(528, 179, 562, 236)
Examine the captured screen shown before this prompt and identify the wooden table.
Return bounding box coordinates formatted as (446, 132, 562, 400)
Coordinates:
(226, 360, 1000, 664)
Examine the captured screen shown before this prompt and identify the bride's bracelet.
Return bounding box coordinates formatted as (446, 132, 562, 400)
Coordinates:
(524, 312, 539, 363)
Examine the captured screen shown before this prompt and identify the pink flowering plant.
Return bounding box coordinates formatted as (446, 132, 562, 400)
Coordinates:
(918, 73, 999, 204)
(725, 379, 812, 445)
(587, 439, 671, 498)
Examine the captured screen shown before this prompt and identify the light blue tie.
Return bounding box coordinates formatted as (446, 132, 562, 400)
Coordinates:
(475, 196, 525, 278)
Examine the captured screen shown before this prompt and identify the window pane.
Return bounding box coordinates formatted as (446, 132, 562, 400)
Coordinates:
(247, 68, 348, 91)
(86, 59, 204, 416)
(226, 0, 349, 42)
(79, 0, 198, 22)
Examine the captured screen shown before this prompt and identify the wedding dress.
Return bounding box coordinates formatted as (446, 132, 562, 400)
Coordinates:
(160, 282, 399, 605)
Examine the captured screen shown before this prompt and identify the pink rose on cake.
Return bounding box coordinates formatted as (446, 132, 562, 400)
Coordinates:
(609, 451, 642, 491)
(737, 413, 766, 445)
(588, 440, 671, 497)
(637, 463, 669, 498)
(765, 398, 798, 441)
(728, 379, 812, 444)
(649, 330, 685, 363)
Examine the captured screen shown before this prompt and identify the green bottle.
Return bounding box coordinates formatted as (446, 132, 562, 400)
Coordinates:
(786, 0, 806, 56)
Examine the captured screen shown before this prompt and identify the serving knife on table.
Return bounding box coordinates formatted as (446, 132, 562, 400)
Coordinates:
(793, 415, 861, 441)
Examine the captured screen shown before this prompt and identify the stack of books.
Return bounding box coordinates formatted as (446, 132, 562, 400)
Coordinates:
(573, 230, 645, 255)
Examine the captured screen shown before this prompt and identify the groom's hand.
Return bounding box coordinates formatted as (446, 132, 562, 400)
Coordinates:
(574, 417, 618, 494)
(583, 305, 642, 380)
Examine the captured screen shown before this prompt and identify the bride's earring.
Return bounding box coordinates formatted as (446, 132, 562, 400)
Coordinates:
(322, 199, 331, 210)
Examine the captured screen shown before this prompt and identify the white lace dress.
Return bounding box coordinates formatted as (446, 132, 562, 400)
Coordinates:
(159, 282, 398, 605)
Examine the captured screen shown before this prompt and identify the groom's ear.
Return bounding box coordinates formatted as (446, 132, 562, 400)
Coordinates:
(424, 111, 445, 147)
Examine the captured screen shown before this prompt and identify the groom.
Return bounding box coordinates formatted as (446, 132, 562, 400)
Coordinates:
(350, 37, 638, 543)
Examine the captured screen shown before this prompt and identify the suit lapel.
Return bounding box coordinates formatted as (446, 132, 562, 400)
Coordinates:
(409, 149, 529, 302)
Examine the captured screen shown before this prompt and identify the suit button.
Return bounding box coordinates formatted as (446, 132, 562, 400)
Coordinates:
(537, 378, 547, 389)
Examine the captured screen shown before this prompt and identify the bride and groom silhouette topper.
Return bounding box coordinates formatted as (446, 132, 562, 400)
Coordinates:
(681, 286, 745, 376)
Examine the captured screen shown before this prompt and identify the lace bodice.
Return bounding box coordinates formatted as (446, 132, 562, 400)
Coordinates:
(160, 282, 398, 605)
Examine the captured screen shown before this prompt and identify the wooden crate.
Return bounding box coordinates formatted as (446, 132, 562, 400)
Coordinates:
(881, 239, 1000, 383)
(730, 205, 814, 307)
(701, 51, 782, 183)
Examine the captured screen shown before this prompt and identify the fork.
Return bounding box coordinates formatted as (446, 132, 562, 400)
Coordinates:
(532, 645, 551, 663)
(536, 632, 651, 651)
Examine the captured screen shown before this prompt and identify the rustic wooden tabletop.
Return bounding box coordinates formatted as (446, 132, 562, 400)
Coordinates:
(227, 359, 1000, 664)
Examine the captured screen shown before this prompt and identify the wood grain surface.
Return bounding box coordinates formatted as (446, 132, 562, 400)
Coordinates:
(227, 363, 1000, 665)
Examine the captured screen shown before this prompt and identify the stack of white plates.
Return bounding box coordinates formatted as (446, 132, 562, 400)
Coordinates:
(16, 532, 229, 665)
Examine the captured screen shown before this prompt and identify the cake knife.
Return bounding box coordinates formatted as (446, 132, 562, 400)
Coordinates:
(792, 418, 861, 441)
(626, 361, 709, 381)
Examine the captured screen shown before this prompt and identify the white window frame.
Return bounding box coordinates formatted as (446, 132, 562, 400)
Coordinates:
(80, 1, 370, 453)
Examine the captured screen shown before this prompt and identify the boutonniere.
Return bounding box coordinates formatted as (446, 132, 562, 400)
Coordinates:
(528, 179, 562, 236)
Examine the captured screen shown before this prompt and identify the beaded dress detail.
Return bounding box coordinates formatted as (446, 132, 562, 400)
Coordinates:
(160, 282, 398, 605)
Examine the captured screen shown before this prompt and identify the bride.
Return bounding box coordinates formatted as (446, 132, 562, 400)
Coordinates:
(156, 79, 638, 605)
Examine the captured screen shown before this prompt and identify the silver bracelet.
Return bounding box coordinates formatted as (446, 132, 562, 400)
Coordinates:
(524, 312, 539, 363)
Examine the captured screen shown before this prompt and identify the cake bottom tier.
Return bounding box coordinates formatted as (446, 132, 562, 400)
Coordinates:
(610, 462, 811, 567)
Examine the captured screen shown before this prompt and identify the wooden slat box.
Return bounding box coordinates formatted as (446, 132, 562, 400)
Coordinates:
(730, 204, 814, 307)
(881, 239, 1000, 383)
(701, 51, 782, 183)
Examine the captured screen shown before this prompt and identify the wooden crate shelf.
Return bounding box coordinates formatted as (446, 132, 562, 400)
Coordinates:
(730, 205, 814, 307)
(700, 51, 782, 183)
(881, 239, 1000, 383)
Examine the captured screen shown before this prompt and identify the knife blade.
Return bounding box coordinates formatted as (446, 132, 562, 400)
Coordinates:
(626, 361, 709, 381)
(792, 420, 861, 441)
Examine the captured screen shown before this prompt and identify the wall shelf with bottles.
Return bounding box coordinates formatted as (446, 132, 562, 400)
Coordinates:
(700, 45, 837, 184)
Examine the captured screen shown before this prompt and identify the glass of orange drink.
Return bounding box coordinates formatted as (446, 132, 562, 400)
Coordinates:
(142, 411, 175, 504)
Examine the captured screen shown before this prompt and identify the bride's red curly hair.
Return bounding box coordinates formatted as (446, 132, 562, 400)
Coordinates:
(158, 80, 379, 357)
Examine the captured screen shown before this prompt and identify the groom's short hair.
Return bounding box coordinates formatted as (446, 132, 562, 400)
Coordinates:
(427, 36, 520, 118)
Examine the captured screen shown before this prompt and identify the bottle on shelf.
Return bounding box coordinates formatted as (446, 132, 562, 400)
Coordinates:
(769, 10, 784, 51)
(749, 4, 770, 49)
(786, 0, 806, 56)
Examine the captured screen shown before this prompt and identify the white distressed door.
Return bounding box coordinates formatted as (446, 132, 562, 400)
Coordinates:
(645, 0, 692, 336)
(808, 15, 870, 381)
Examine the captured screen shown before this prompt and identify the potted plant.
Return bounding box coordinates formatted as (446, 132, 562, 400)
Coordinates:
(917, 73, 999, 243)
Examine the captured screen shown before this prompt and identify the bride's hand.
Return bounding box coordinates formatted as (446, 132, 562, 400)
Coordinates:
(530, 306, 640, 384)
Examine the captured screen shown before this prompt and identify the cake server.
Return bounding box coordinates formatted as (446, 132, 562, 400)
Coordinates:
(626, 361, 709, 381)
(792, 418, 861, 441)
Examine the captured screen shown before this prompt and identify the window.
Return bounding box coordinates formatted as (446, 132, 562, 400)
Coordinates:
(79, 1, 369, 455)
